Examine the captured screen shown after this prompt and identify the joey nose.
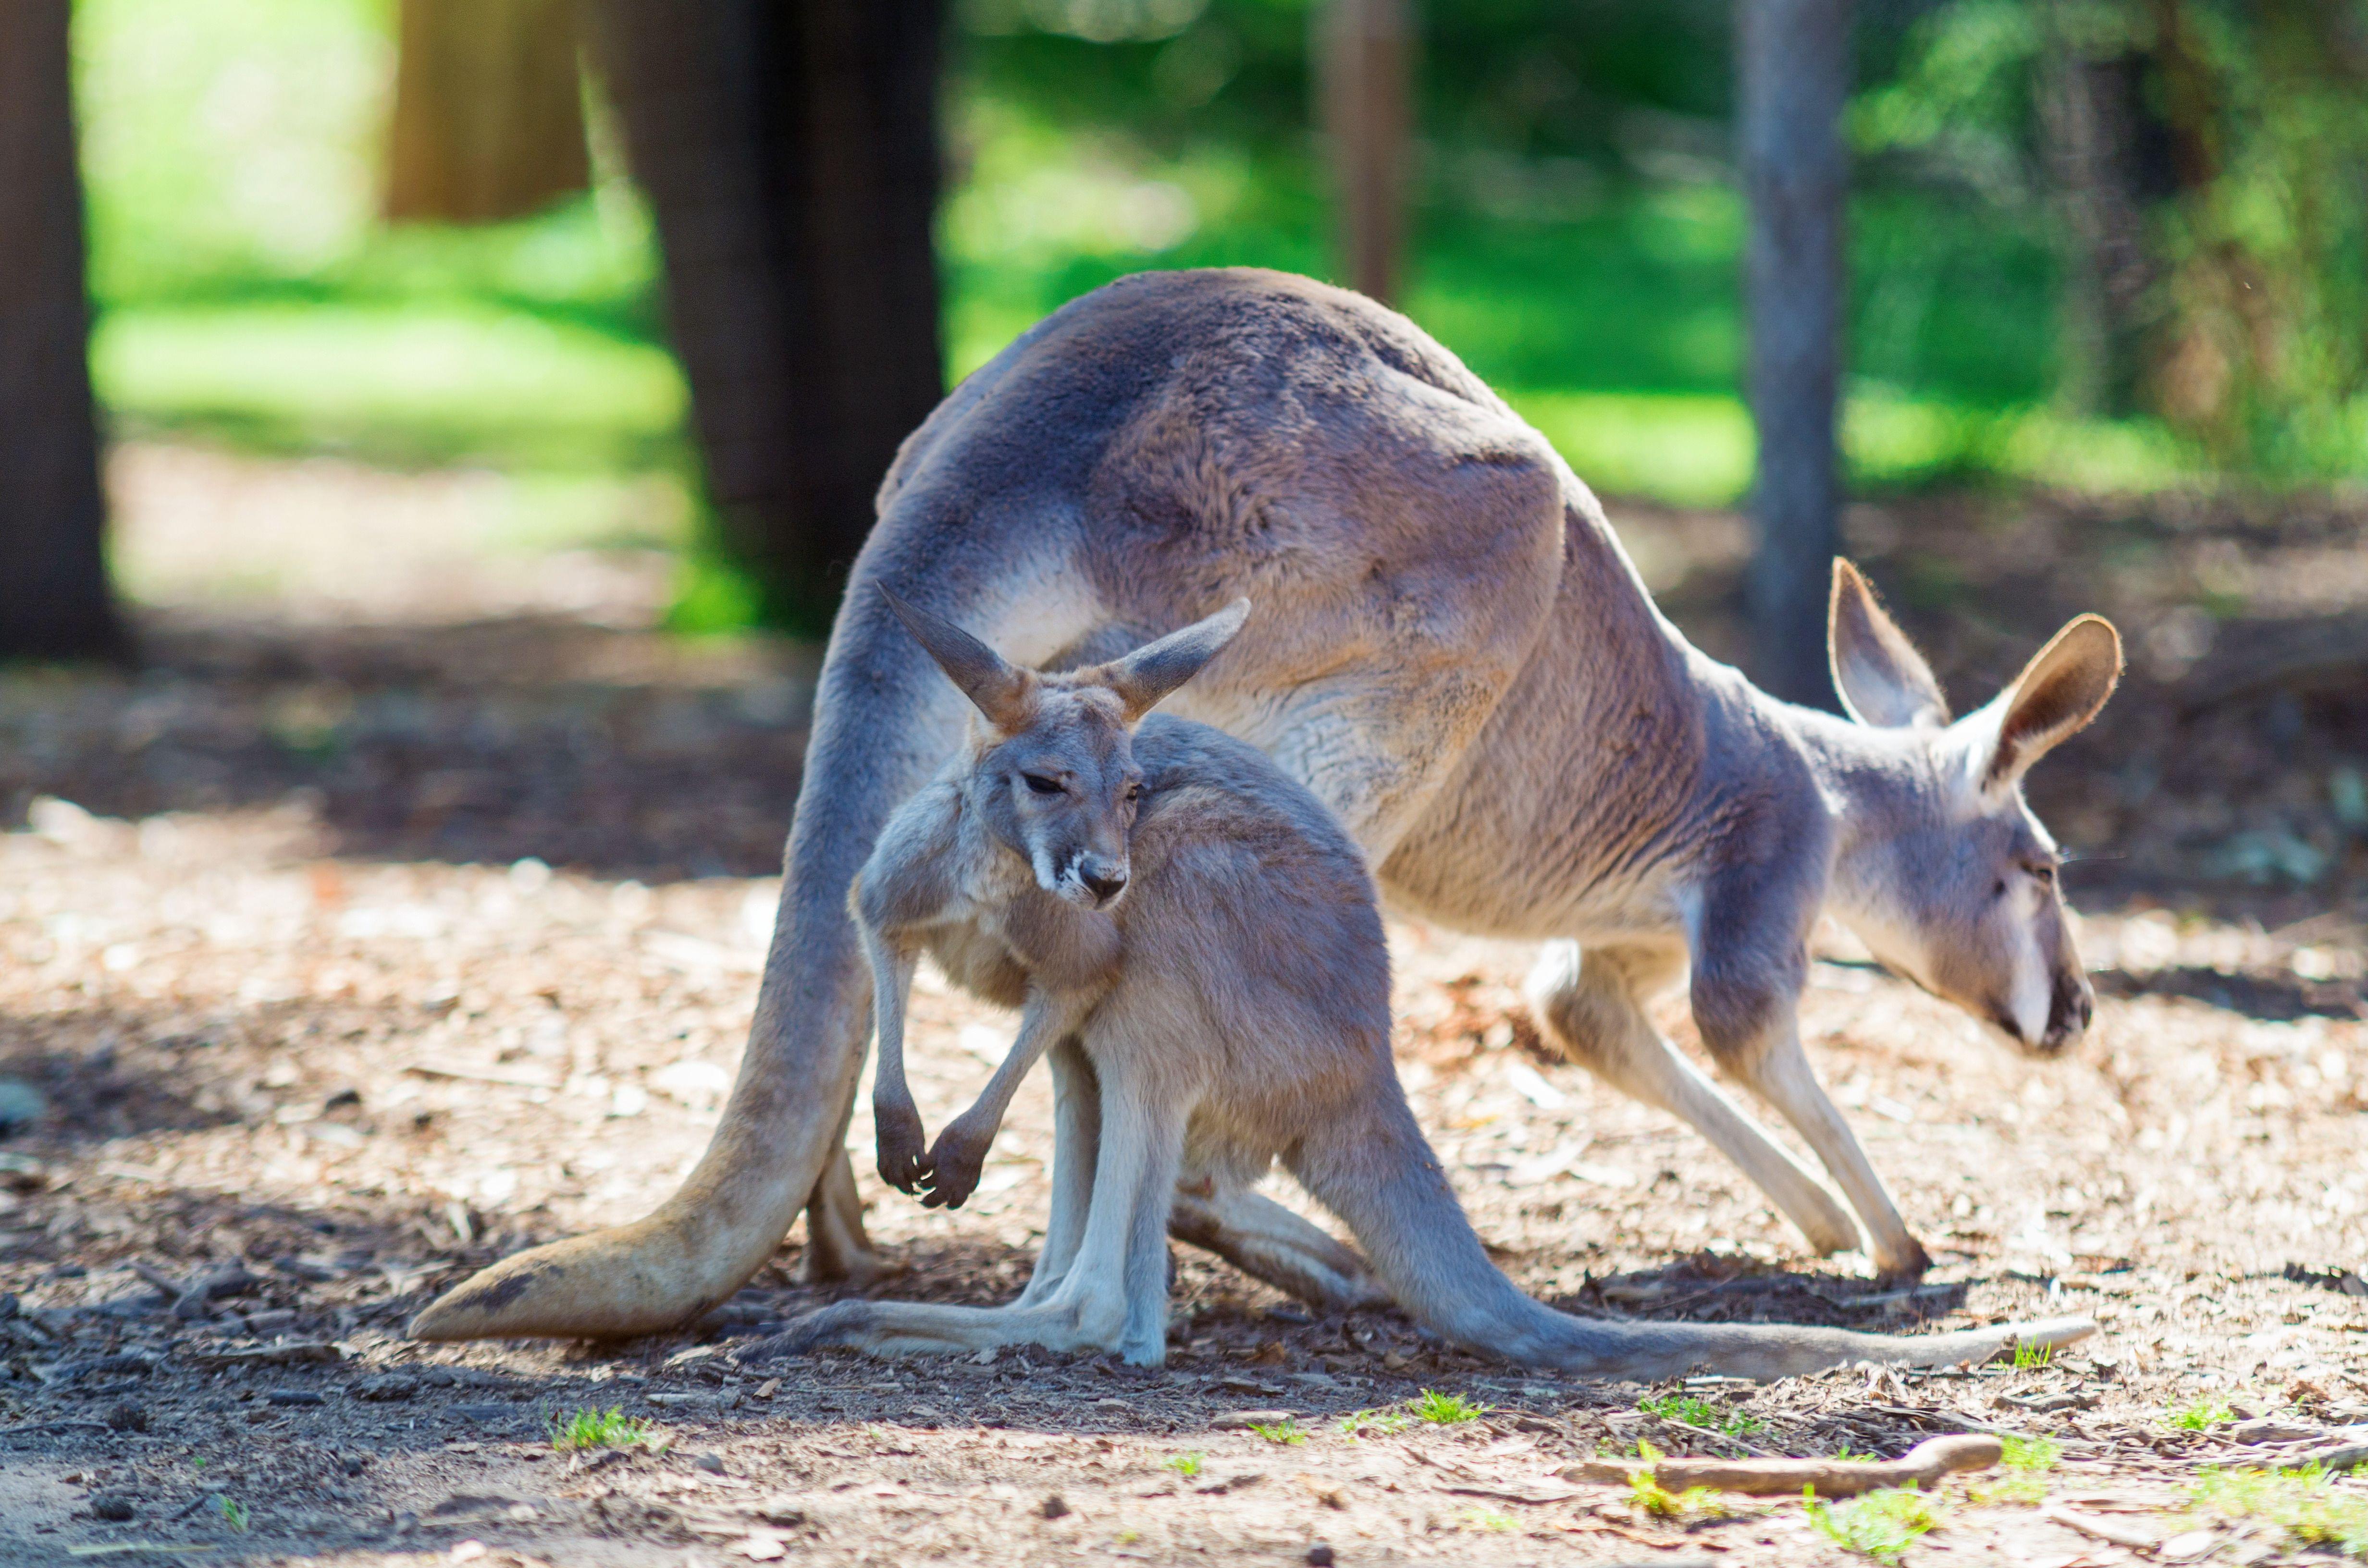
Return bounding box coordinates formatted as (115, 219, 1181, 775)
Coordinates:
(1082, 868, 1128, 906)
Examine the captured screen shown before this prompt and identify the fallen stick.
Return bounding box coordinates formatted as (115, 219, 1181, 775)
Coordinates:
(1558, 1433, 2002, 1497)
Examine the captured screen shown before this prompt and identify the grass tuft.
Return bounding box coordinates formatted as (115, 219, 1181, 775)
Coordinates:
(2168, 1396, 2234, 1432)
(1971, 1433, 2062, 1506)
(1336, 1407, 1412, 1438)
(1640, 1391, 1767, 1436)
(2189, 1464, 2368, 1556)
(1247, 1418, 1307, 1446)
(1804, 1484, 1943, 1561)
(1410, 1389, 1488, 1425)
(2010, 1339, 2055, 1371)
(550, 1405, 658, 1451)
(215, 1496, 250, 1532)
(1163, 1451, 1203, 1478)
(1460, 1506, 1518, 1532)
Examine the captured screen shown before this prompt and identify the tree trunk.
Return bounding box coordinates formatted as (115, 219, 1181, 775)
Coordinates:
(592, 0, 946, 632)
(1738, 0, 1850, 710)
(0, 0, 123, 662)
(1317, 0, 1412, 305)
(2036, 11, 2154, 418)
(385, 0, 591, 225)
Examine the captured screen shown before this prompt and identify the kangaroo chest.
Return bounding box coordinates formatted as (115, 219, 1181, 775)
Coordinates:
(926, 849, 1121, 1009)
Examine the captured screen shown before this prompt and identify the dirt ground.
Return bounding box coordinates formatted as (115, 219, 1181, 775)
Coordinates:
(1, 443, 2365, 1567)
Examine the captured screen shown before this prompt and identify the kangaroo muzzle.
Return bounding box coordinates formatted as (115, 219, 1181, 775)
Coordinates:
(1062, 853, 1130, 909)
(2038, 972, 2093, 1054)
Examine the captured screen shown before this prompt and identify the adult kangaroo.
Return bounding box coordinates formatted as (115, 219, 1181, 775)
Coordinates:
(414, 267, 2121, 1341)
(772, 594, 2086, 1376)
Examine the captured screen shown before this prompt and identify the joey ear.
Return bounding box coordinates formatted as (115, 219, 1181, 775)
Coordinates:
(1983, 613, 2122, 787)
(1102, 599, 1251, 721)
(878, 587, 1036, 731)
(1828, 560, 1949, 728)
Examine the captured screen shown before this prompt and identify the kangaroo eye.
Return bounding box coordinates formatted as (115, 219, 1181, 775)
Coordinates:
(1021, 773, 1064, 797)
(1124, 782, 1143, 802)
(2030, 862, 2057, 885)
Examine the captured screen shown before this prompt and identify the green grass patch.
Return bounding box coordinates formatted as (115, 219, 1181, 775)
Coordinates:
(2189, 1465, 2368, 1557)
(1163, 1451, 1203, 1478)
(215, 1496, 250, 1532)
(93, 302, 686, 474)
(550, 1406, 658, 1452)
(1972, 1433, 2062, 1506)
(1639, 1391, 1767, 1437)
(1805, 1484, 1944, 1562)
(2010, 1339, 2055, 1372)
(1459, 1505, 1518, 1532)
(1410, 1389, 1488, 1425)
(1335, 1407, 1412, 1439)
(1247, 1418, 1306, 1446)
(2169, 1397, 2235, 1432)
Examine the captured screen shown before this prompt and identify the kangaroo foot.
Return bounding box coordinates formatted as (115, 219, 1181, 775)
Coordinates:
(1872, 1234, 1934, 1284)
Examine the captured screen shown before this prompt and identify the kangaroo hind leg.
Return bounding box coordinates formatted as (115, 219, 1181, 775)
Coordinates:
(1168, 1180, 1389, 1313)
(1526, 939, 1862, 1259)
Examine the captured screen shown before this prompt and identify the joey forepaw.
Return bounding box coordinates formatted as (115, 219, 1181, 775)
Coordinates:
(874, 1099, 933, 1193)
(917, 1119, 995, 1209)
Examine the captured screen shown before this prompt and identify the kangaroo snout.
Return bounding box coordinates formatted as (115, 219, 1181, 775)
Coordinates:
(2039, 974, 2093, 1054)
(1076, 857, 1130, 908)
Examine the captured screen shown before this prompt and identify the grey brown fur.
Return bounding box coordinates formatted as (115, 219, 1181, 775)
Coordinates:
(778, 607, 2089, 1375)
(415, 266, 2122, 1343)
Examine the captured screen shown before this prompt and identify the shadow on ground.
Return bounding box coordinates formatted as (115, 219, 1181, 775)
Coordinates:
(0, 612, 816, 882)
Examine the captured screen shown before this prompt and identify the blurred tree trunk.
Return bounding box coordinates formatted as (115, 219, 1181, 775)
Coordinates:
(2037, 12, 2155, 418)
(592, 0, 946, 631)
(385, 0, 591, 224)
(1738, 0, 1850, 710)
(0, 0, 123, 662)
(1317, 0, 1412, 305)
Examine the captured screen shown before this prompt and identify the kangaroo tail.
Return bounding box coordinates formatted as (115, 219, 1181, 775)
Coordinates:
(413, 508, 1099, 1339)
(1291, 1099, 2090, 1381)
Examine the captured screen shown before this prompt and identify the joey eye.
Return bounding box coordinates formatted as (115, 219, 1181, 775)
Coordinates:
(2030, 862, 2057, 886)
(1022, 773, 1064, 797)
(1124, 782, 1143, 802)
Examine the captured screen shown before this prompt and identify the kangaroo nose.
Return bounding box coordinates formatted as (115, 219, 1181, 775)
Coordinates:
(2043, 980, 2093, 1049)
(1082, 868, 1128, 905)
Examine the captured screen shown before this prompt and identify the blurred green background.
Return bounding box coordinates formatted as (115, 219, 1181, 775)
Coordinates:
(75, 0, 2362, 628)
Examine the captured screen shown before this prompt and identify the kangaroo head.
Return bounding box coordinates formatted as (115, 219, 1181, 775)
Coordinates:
(1821, 561, 2122, 1057)
(882, 590, 1250, 908)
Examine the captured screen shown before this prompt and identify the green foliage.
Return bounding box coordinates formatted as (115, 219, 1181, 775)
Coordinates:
(214, 1496, 250, 1532)
(1623, 1444, 1728, 1520)
(2169, 1397, 2234, 1432)
(1247, 1418, 1306, 1446)
(1640, 1391, 1767, 1437)
(1972, 1433, 2063, 1505)
(1335, 1408, 1411, 1439)
(1163, 1451, 1204, 1478)
(2002, 1435, 2062, 1471)
(1410, 1390, 1487, 1425)
(1459, 1505, 1518, 1532)
(1805, 1484, 1945, 1562)
(2189, 1464, 2368, 1557)
(2011, 1339, 2055, 1371)
(550, 1406, 657, 1452)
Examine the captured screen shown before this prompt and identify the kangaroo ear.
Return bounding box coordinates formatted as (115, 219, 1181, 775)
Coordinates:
(1102, 600, 1250, 722)
(879, 587, 1036, 731)
(1828, 560, 1949, 728)
(1983, 613, 2121, 787)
